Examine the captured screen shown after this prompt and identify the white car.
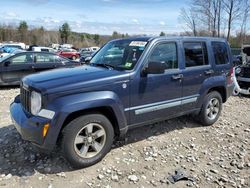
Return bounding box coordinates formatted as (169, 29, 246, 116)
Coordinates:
(32, 47, 56, 53)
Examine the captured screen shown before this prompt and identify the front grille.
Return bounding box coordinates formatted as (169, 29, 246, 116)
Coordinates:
(238, 81, 250, 90)
(241, 67, 250, 78)
(20, 86, 31, 113)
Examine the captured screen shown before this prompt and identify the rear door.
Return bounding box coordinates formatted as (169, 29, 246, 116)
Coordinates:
(1, 53, 35, 84)
(33, 52, 60, 71)
(211, 41, 232, 78)
(181, 41, 212, 111)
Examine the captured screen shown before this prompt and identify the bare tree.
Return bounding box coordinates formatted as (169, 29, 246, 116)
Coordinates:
(179, 8, 197, 36)
(239, 0, 250, 43)
(217, 0, 222, 37)
(223, 0, 243, 41)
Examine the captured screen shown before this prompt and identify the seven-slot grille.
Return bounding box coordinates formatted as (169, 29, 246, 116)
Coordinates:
(20, 86, 31, 113)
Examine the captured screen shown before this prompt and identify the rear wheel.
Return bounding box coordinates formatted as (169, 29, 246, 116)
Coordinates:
(61, 114, 114, 168)
(198, 91, 222, 126)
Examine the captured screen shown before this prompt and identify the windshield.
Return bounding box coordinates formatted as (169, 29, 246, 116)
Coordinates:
(90, 39, 148, 70)
(0, 53, 15, 62)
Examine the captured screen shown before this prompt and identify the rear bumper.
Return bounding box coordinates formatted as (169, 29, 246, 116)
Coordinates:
(226, 83, 235, 99)
(10, 96, 51, 148)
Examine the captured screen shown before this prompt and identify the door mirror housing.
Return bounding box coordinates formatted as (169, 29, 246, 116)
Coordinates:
(143, 61, 165, 75)
(84, 56, 92, 64)
(4, 61, 11, 67)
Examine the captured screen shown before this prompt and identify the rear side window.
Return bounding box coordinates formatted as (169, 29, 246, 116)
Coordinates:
(35, 53, 55, 63)
(212, 42, 229, 65)
(184, 42, 208, 67)
(149, 42, 178, 69)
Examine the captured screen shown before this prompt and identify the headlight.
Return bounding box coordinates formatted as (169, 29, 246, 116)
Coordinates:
(235, 67, 241, 74)
(31, 91, 42, 115)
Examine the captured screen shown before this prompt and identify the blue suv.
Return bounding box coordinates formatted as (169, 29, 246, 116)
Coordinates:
(10, 37, 234, 168)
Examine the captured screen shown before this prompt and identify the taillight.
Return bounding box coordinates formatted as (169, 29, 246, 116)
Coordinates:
(227, 67, 234, 85)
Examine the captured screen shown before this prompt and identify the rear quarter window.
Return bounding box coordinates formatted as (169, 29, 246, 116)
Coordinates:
(212, 42, 229, 65)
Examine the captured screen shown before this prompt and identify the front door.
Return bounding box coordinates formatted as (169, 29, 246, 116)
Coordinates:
(128, 41, 183, 125)
(1, 53, 35, 84)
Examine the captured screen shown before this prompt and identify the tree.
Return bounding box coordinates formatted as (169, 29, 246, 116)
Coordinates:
(159, 31, 166, 36)
(179, 8, 197, 36)
(93, 34, 100, 45)
(18, 21, 28, 42)
(223, 0, 243, 41)
(59, 22, 71, 43)
(239, 0, 250, 43)
(112, 31, 119, 39)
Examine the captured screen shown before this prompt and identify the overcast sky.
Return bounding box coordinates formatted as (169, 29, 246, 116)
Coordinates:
(0, 0, 188, 35)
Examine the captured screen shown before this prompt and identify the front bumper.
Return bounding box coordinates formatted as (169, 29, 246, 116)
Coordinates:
(237, 77, 250, 95)
(10, 96, 51, 147)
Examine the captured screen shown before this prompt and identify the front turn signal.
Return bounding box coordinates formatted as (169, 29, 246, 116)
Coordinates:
(43, 123, 50, 137)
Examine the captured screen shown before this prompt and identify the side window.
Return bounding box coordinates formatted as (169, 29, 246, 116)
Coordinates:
(10, 54, 33, 64)
(149, 42, 178, 69)
(35, 53, 55, 63)
(184, 42, 208, 67)
(55, 56, 69, 64)
(41, 48, 49, 52)
(212, 42, 229, 65)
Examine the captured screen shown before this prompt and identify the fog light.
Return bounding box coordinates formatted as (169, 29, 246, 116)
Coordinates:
(43, 124, 50, 137)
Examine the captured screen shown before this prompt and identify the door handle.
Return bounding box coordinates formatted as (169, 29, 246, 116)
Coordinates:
(204, 70, 214, 75)
(172, 74, 183, 80)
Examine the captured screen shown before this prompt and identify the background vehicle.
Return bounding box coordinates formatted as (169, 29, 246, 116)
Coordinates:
(57, 49, 80, 60)
(231, 48, 242, 66)
(10, 37, 234, 168)
(32, 46, 57, 53)
(0, 51, 80, 85)
(0, 42, 26, 50)
(235, 45, 250, 95)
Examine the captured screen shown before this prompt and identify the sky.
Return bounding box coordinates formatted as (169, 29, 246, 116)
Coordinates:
(0, 0, 188, 35)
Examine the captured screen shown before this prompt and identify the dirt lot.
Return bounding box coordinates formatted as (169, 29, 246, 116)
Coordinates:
(0, 87, 249, 188)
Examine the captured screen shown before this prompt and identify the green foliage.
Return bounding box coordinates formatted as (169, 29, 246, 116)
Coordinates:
(160, 31, 166, 36)
(59, 22, 71, 43)
(18, 21, 28, 41)
(93, 34, 100, 45)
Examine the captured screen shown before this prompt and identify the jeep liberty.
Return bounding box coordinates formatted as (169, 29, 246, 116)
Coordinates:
(10, 37, 234, 168)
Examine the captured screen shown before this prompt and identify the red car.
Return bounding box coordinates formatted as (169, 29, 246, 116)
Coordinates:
(57, 49, 80, 60)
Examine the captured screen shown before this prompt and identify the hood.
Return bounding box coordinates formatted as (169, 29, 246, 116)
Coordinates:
(23, 65, 129, 93)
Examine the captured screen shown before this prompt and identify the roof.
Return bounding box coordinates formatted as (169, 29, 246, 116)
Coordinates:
(112, 36, 227, 43)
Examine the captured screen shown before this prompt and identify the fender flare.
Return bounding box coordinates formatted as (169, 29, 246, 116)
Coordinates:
(196, 75, 227, 108)
(44, 91, 127, 149)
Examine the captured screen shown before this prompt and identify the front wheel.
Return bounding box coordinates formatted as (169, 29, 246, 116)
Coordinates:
(198, 91, 222, 126)
(61, 114, 114, 168)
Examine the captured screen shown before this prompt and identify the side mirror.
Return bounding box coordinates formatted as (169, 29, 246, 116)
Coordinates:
(84, 56, 92, 64)
(143, 61, 165, 75)
(4, 61, 11, 67)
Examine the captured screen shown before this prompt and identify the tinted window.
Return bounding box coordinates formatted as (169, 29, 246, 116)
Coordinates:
(35, 53, 55, 63)
(55, 56, 70, 64)
(10, 54, 33, 64)
(149, 42, 178, 69)
(212, 42, 229, 65)
(41, 48, 49, 52)
(184, 42, 208, 67)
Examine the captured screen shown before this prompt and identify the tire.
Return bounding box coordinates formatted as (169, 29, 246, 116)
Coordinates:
(61, 114, 114, 168)
(198, 91, 222, 126)
(72, 56, 76, 60)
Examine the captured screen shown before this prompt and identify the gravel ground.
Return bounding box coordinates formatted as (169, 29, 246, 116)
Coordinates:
(0, 87, 249, 188)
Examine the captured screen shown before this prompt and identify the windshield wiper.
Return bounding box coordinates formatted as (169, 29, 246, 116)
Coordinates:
(94, 63, 116, 70)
